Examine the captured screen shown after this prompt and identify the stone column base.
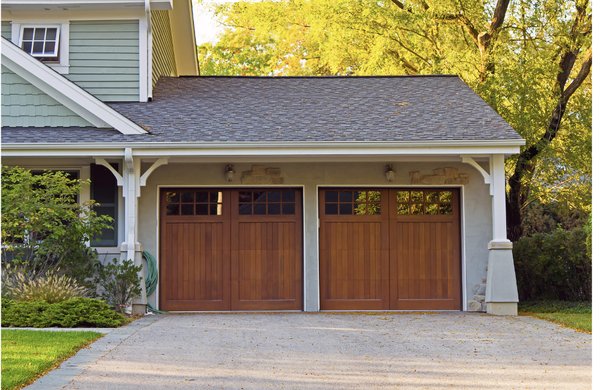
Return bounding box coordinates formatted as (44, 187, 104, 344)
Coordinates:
(485, 241, 519, 316)
(487, 302, 518, 316)
(131, 303, 148, 316)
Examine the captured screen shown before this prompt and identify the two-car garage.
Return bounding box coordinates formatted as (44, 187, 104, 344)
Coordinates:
(159, 187, 461, 311)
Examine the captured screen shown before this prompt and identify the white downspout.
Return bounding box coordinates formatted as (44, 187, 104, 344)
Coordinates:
(145, 0, 153, 100)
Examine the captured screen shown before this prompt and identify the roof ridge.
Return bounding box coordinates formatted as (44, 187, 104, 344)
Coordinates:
(175, 75, 460, 79)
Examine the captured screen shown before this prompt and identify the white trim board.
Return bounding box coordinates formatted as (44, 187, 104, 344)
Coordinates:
(2, 0, 172, 9)
(1, 142, 524, 158)
(1, 37, 147, 135)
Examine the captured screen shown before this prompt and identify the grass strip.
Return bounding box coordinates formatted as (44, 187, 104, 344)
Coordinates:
(1, 329, 102, 390)
(519, 301, 591, 333)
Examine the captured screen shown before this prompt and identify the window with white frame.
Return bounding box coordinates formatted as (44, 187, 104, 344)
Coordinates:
(12, 22, 70, 74)
(20, 26, 61, 61)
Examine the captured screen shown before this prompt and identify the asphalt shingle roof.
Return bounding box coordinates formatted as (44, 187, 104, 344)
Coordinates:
(2, 76, 522, 144)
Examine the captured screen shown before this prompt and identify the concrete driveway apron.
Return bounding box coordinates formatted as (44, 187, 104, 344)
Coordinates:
(27, 312, 591, 389)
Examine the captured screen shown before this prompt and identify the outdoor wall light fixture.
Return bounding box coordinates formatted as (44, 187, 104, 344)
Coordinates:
(225, 164, 235, 182)
(385, 164, 395, 182)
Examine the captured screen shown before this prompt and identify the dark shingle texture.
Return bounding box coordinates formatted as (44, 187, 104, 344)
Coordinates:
(2, 76, 522, 144)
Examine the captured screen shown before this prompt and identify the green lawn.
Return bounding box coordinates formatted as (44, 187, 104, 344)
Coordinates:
(1, 329, 102, 390)
(519, 301, 591, 333)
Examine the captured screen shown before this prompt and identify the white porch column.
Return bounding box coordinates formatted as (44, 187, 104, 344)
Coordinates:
(486, 154, 519, 315)
(121, 148, 147, 315)
(96, 153, 168, 315)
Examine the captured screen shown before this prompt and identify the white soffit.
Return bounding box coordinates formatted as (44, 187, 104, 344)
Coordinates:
(1, 37, 147, 135)
(1, 0, 172, 10)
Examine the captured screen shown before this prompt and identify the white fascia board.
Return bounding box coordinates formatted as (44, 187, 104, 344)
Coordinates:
(1, 37, 147, 135)
(2, 0, 172, 9)
(1, 140, 524, 158)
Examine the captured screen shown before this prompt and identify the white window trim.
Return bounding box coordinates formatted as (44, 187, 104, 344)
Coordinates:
(11, 21, 70, 74)
(19, 25, 60, 58)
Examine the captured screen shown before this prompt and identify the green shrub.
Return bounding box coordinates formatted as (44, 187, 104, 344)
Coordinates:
(1, 167, 111, 287)
(95, 259, 142, 313)
(42, 298, 127, 327)
(513, 227, 591, 301)
(3, 268, 88, 303)
(1, 299, 50, 328)
(1, 298, 127, 328)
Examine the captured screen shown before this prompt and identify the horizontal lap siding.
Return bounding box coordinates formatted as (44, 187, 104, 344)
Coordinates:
(1, 65, 91, 127)
(1, 21, 11, 40)
(67, 21, 139, 102)
(151, 10, 177, 87)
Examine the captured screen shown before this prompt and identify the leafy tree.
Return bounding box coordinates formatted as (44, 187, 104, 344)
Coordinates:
(1, 167, 111, 286)
(199, 0, 591, 239)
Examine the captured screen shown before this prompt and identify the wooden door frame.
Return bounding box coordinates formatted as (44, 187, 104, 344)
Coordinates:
(157, 185, 305, 311)
(316, 185, 465, 311)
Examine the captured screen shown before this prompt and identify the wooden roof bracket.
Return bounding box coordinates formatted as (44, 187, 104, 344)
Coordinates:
(461, 155, 492, 195)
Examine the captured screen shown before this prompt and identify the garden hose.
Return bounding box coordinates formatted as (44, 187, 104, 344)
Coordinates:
(142, 250, 163, 313)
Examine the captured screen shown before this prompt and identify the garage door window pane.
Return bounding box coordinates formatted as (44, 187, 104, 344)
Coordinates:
(166, 192, 179, 203)
(440, 203, 453, 214)
(324, 190, 381, 215)
(440, 191, 452, 202)
(339, 203, 353, 215)
(239, 203, 252, 215)
(282, 203, 295, 215)
(324, 191, 338, 202)
(254, 204, 266, 215)
(238, 190, 296, 215)
(396, 190, 454, 216)
(181, 204, 194, 215)
(339, 191, 353, 202)
(165, 190, 223, 216)
(166, 204, 179, 215)
(181, 192, 194, 202)
(268, 204, 281, 214)
(325, 204, 338, 215)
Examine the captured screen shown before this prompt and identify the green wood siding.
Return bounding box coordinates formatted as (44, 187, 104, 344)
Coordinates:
(1, 65, 92, 127)
(151, 10, 177, 87)
(67, 20, 139, 102)
(1, 21, 11, 40)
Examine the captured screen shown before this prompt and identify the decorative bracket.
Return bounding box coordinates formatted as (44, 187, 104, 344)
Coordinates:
(140, 158, 168, 187)
(461, 156, 492, 195)
(96, 154, 168, 197)
(94, 157, 123, 186)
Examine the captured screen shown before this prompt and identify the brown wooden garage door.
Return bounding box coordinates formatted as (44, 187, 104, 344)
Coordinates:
(160, 188, 303, 311)
(319, 188, 461, 310)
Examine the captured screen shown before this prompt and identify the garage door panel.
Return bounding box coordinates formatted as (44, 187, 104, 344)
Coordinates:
(319, 188, 461, 311)
(390, 220, 460, 309)
(321, 216, 387, 309)
(161, 188, 302, 311)
(231, 188, 303, 310)
(389, 189, 461, 310)
(161, 221, 230, 310)
(233, 220, 302, 309)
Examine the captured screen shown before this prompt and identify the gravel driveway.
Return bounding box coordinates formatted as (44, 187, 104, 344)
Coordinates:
(30, 313, 591, 389)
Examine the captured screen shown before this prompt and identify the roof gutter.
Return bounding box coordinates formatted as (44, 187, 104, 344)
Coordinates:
(1, 139, 525, 158)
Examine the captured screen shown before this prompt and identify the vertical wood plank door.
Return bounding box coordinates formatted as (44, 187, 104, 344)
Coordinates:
(389, 189, 462, 310)
(160, 189, 231, 311)
(319, 189, 390, 310)
(160, 188, 303, 311)
(231, 189, 303, 310)
(319, 188, 462, 311)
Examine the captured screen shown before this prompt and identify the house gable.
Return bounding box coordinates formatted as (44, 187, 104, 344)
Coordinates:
(1, 65, 93, 127)
(1, 37, 147, 134)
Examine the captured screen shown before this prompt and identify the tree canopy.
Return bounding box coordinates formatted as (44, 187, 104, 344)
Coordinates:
(198, 0, 592, 239)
